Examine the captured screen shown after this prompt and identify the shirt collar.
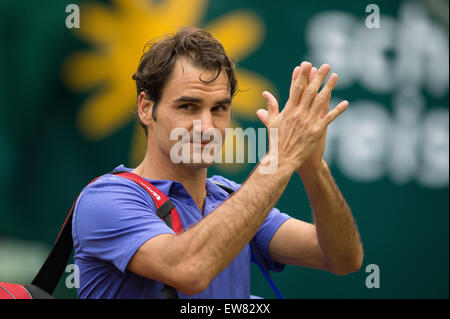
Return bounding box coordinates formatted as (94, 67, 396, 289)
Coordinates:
(205, 178, 232, 201)
(113, 164, 231, 200)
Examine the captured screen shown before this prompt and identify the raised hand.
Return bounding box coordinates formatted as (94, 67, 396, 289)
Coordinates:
(257, 62, 348, 172)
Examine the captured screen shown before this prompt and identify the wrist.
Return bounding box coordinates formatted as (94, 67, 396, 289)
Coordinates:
(258, 152, 296, 176)
(297, 159, 329, 179)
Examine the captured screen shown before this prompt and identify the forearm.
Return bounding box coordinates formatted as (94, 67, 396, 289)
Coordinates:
(298, 160, 363, 275)
(171, 155, 294, 287)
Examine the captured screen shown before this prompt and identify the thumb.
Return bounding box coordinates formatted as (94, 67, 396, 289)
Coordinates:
(262, 91, 279, 123)
(256, 109, 269, 127)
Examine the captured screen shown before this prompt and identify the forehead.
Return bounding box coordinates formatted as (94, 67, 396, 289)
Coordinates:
(160, 57, 231, 103)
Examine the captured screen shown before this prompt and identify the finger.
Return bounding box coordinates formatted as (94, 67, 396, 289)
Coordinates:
(288, 62, 312, 107)
(262, 91, 279, 122)
(323, 100, 349, 125)
(319, 72, 338, 98)
(312, 72, 339, 118)
(256, 109, 268, 127)
(300, 64, 330, 111)
(288, 66, 301, 98)
(309, 67, 317, 83)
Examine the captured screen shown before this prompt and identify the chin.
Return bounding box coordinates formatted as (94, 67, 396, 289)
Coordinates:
(182, 162, 215, 169)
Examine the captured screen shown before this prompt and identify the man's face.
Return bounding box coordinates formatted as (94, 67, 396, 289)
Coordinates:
(147, 57, 232, 168)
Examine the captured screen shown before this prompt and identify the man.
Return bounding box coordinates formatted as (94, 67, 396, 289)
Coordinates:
(72, 27, 363, 298)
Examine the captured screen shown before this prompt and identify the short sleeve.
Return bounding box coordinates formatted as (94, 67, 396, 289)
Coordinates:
(251, 207, 292, 272)
(72, 175, 175, 273)
(210, 175, 293, 272)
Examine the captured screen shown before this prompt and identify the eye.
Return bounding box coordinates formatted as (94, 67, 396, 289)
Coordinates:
(211, 105, 228, 112)
(178, 103, 194, 111)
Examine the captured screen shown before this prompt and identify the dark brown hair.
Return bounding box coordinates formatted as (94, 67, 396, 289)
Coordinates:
(132, 27, 238, 135)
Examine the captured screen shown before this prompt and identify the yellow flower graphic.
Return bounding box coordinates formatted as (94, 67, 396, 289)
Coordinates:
(63, 0, 276, 173)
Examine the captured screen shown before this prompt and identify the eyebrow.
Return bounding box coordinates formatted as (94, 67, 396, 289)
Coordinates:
(174, 96, 232, 105)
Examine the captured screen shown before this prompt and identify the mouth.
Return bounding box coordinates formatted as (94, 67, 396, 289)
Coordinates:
(190, 141, 212, 148)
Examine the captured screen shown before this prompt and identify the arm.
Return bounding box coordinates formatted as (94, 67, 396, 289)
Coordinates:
(265, 66, 363, 275)
(298, 160, 363, 275)
(268, 160, 363, 275)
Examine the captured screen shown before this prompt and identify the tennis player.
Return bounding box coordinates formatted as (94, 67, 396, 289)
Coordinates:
(72, 27, 363, 298)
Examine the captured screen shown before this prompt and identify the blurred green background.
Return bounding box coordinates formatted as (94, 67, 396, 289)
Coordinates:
(0, 0, 448, 298)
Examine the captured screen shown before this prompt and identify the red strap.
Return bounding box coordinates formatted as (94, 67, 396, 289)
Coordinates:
(168, 207, 183, 234)
(114, 172, 183, 234)
(116, 172, 168, 208)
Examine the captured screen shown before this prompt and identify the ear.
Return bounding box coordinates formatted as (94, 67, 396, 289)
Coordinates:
(137, 91, 154, 128)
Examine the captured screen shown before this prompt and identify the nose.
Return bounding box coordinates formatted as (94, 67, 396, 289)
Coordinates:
(199, 109, 214, 132)
(192, 110, 216, 143)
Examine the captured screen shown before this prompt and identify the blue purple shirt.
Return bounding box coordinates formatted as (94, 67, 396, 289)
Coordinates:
(72, 165, 292, 298)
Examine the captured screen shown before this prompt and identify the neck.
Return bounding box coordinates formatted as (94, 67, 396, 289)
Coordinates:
(133, 148, 208, 212)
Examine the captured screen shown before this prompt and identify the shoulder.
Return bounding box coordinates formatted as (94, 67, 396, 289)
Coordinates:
(78, 173, 153, 205)
(73, 174, 157, 226)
